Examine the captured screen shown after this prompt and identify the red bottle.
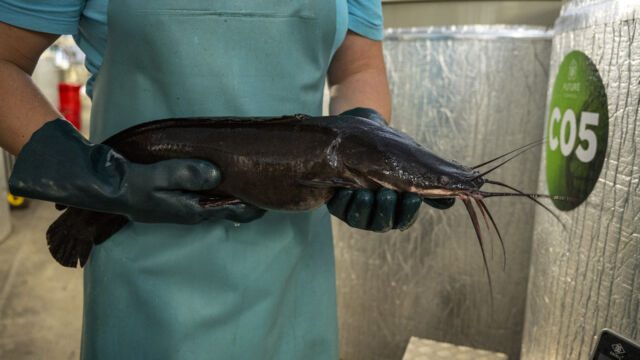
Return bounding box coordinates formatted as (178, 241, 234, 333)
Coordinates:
(58, 83, 82, 130)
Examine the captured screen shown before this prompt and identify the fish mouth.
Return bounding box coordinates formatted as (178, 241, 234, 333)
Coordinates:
(368, 176, 469, 198)
(413, 184, 490, 199)
(413, 188, 460, 198)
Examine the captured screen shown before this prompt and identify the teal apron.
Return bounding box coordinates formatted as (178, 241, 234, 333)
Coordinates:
(83, 0, 343, 358)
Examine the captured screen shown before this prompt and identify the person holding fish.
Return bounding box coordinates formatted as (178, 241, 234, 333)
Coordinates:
(0, 0, 453, 358)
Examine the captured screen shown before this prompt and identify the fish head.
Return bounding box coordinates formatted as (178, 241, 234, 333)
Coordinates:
(338, 123, 484, 198)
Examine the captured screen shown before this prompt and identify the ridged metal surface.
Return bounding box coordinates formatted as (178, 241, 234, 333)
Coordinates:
(334, 26, 551, 360)
(0, 152, 11, 241)
(522, 1, 640, 359)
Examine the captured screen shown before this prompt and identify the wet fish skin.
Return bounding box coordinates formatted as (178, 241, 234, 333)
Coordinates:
(104, 114, 342, 210)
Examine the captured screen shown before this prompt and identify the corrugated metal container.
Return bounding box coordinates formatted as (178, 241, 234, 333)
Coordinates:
(522, 1, 640, 359)
(0, 152, 11, 241)
(334, 26, 552, 360)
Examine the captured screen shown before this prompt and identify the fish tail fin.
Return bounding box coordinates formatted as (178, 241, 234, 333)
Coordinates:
(46, 208, 129, 268)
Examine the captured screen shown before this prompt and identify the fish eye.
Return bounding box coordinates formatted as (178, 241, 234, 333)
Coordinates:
(439, 175, 450, 185)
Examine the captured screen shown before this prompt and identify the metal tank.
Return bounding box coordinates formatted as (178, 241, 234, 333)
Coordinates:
(333, 26, 552, 360)
(522, 1, 640, 359)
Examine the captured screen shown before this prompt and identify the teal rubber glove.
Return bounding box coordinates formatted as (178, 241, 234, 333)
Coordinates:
(328, 108, 455, 232)
(9, 119, 265, 224)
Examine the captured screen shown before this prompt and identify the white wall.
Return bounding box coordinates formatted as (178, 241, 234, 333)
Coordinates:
(383, 0, 561, 28)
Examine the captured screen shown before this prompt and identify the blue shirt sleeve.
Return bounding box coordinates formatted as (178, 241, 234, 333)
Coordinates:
(347, 0, 384, 41)
(0, 0, 84, 35)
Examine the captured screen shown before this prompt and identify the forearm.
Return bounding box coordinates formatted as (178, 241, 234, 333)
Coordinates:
(327, 31, 391, 121)
(329, 68, 390, 120)
(0, 22, 61, 155)
(0, 59, 60, 155)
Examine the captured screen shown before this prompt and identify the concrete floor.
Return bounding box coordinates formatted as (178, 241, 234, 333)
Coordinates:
(0, 201, 82, 360)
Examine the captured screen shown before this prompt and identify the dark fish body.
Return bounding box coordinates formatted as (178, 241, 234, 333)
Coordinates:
(106, 115, 358, 211)
(48, 114, 487, 267)
(102, 114, 481, 209)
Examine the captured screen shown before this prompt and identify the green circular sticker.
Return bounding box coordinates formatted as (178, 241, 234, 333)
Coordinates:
(546, 50, 608, 211)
